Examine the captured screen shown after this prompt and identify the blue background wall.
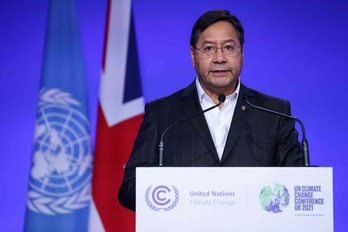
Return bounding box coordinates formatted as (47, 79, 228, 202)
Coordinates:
(1, 0, 347, 231)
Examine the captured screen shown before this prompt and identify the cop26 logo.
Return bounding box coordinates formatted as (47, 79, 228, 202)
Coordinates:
(259, 183, 290, 213)
(145, 185, 179, 211)
(27, 88, 92, 215)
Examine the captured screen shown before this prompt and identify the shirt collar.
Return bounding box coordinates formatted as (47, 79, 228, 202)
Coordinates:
(195, 77, 240, 104)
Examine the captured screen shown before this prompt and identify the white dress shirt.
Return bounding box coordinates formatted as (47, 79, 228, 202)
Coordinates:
(195, 78, 240, 160)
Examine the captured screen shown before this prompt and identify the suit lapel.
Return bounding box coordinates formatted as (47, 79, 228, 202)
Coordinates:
(181, 82, 220, 162)
(221, 83, 254, 164)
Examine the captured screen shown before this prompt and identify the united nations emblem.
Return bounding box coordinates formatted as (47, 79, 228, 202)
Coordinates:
(27, 88, 92, 215)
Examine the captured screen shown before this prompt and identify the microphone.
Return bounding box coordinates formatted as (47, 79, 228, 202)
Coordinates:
(243, 95, 310, 167)
(158, 94, 226, 166)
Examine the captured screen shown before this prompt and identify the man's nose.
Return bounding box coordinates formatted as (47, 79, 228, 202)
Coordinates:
(213, 47, 227, 62)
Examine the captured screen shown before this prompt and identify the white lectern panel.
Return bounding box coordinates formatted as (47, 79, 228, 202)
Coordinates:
(136, 167, 333, 232)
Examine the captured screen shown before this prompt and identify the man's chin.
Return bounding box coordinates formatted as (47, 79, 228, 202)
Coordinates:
(210, 78, 238, 92)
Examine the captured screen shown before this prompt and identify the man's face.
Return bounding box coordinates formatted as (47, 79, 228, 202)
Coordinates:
(190, 21, 244, 98)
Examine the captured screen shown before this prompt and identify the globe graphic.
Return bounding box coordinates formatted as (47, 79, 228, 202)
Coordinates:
(259, 183, 290, 213)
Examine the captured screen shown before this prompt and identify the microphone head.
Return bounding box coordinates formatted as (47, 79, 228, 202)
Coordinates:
(218, 94, 226, 103)
(243, 95, 249, 101)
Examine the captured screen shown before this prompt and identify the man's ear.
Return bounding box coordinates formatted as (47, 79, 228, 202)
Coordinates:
(190, 46, 196, 68)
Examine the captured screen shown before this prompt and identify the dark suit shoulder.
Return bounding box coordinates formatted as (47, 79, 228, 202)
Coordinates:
(147, 81, 196, 108)
(249, 87, 288, 102)
(244, 85, 290, 110)
(149, 89, 184, 106)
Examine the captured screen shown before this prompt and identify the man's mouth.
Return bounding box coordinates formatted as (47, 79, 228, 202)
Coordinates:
(210, 69, 231, 75)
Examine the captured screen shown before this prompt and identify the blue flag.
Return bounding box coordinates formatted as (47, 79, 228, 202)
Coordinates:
(24, 0, 92, 231)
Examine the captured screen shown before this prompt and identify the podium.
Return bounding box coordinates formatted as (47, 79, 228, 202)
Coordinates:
(136, 167, 333, 232)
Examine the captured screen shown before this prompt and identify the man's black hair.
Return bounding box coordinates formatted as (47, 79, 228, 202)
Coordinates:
(190, 10, 244, 47)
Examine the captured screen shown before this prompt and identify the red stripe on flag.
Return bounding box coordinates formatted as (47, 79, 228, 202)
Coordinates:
(92, 105, 143, 231)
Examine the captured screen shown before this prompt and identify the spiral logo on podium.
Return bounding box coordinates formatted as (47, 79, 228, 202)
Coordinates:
(145, 185, 179, 211)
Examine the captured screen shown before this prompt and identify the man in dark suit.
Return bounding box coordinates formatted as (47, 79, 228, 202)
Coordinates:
(118, 9, 304, 211)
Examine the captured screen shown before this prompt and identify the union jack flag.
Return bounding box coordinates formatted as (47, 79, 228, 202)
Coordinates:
(88, 0, 144, 231)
